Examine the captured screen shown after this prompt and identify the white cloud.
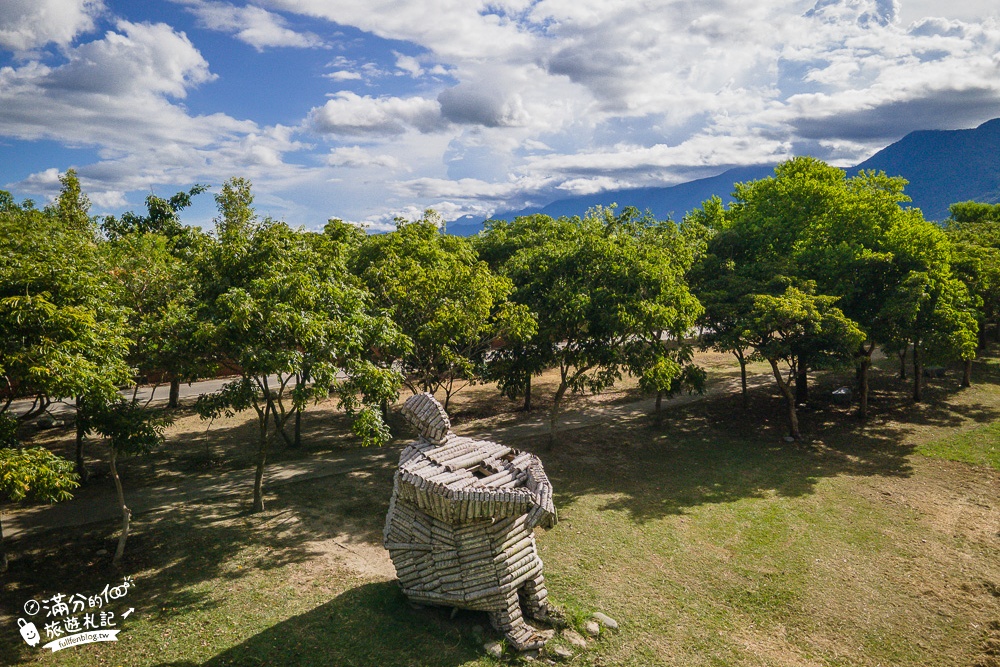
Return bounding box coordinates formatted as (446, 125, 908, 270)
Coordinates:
(15, 168, 62, 193)
(307, 91, 444, 136)
(0, 0, 103, 52)
(260, 0, 537, 60)
(555, 176, 636, 196)
(172, 0, 325, 50)
(7, 0, 1000, 226)
(326, 146, 404, 170)
(321, 56, 388, 83)
(1, 21, 316, 210)
(88, 189, 129, 208)
(0, 21, 230, 147)
(265, 0, 1000, 219)
(898, 0, 1000, 24)
(394, 52, 424, 77)
(325, 70, 362, 81)
(438, 83, 528, 128)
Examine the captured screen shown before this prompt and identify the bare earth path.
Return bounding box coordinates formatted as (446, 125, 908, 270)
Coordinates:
(4, 373, 774, 539)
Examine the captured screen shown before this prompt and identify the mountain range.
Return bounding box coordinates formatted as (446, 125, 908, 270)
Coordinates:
(446, 118, 1000, 236)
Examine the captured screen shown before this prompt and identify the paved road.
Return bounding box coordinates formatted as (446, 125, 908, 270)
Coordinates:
(2, 372, 773, 541)
(8, 375, 286, 418)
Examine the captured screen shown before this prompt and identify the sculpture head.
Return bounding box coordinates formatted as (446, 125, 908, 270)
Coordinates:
(401, 392, 452, 445)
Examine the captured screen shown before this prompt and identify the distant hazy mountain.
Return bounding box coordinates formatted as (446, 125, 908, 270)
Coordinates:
(851, 118, 1000, 221)
(446, 165, 776, 236)
(447, 118, 1000, 236)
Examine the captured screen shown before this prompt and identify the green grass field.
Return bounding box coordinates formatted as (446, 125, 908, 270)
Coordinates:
(2, 353, 999, 666)
(918, 420, 1000, 470)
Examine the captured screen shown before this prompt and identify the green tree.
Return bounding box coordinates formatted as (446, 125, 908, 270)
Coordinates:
(745, 285, 864, 439)
(792, 170, 934, 415)
(102, 186, 211, 407)
(195, 178, 403, 512)
(50, 168, 92, 232)
(102, 185, 209, 241)
(0, 179, 132, 480)
(0, 445, 78, 572)
(692, 157, 972, 419)
(688, 197, 760, 409)
(617, 208, 706, 411)
(351, 213, 534, 411)
(478, 206, 703, 443)
(946, 202, 1000, 352)
(880, 271, 979, 401)
(948, 201, 1000, 224)
(81, 398, 167, 566)
(102, 230, 213, 409)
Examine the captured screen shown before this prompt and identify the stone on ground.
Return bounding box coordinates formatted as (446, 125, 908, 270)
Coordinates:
(485, 641, 503, 659)
(591, 612, 619, 630)
(550, 645, 573, 660)
(562, 628, 587, 648)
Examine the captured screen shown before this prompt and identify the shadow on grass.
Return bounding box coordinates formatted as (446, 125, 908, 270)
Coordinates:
(527, 355, 1000, 524)
(149, 582, 484, 667)
(0, 459, 399, 666)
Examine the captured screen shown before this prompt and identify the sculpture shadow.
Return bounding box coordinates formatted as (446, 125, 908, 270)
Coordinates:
(147, 582, 484, 667)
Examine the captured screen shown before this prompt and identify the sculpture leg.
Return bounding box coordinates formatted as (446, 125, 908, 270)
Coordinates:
(488, 592, 548, 651)
(520, 573, 554, 621)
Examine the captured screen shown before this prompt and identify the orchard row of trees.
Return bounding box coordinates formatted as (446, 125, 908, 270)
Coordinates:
(2, 158, 999, 568)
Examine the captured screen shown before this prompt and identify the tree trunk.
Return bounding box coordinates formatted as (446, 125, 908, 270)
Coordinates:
(293, 371, 308, 448)
(0, 513, 7, 573)
(795, 363, 808, 404)
(912, 345, 923, 402)
(271, 406, 293, 447)
(736, 350, 748, 411)
(962, 358, 973, 388)
(74, 396, 88, 484)
(168, 378, 181, 409)
(109, 447, 131, 568)
(857, 342, 875, 420)
(769, 359, 799, 440)
(252, 403, 270, 513)
(655, 391, 663, 412)
(898, 348, 907, 380)
(547, 381, 568, 450)
(522, 375, 532, 411)
(858, 355, 871, 419)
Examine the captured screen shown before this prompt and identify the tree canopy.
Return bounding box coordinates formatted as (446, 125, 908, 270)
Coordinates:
(477, 206, 704, 441)
(194, 178, 405, 511)
(351, 213, 534, 410)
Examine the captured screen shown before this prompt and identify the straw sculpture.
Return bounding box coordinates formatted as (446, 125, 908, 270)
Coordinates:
(383, 392, 558, 651)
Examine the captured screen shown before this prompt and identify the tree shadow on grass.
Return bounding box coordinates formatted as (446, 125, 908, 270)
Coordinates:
(524, 356, 1000, 524)
(0, 504, 317, 665)
(0, 461, 399, 666)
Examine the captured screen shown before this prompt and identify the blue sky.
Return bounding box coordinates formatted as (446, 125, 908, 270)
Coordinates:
(1, 0, 999, 230)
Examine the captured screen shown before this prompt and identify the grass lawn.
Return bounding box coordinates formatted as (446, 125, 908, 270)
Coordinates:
(1, 352, 999, 666)
(918, 421, 1000, 471)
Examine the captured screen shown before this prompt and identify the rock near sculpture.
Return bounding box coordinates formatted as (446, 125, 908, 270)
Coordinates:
(383, 393, 558, 650)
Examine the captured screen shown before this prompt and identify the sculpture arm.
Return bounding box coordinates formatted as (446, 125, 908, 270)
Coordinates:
(515, 454, 557, 529)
